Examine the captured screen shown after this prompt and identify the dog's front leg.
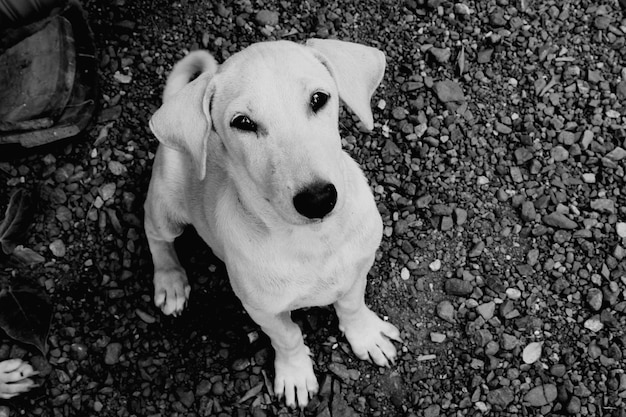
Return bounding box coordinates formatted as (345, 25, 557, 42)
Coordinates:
(334, 257, 402, 367)
(244, 305, 318, 408)
(144, 195, 191, 316)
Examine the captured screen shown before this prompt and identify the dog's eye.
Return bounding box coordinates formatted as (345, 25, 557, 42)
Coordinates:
(230, 115, 257, 132)
(310, 92, 329, 113)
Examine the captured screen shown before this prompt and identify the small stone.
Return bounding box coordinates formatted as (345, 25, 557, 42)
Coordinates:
(104, 342, 122, 365)
(196, 380, 212, 396)
(100, 183, 116, 202)
(433, 80, 465, 103)
(49, 239, 67, 257)
(594, 15, 611, 30)
(590, 198, 615, 214)
(454, 208, 468, 225)
(400, 267, 410, 280)
(255, 10, 279, 26)
(429, 259, 442, 271)
(495, 122, 512, 134)
(476, 302, 496, 320)
(436, 300, 455, 323)
(616, 80, 626, 101)
(582, 173, 596, 183)
(108, 160, 126, 176)
(70, 343, 88, 360)
(428, 47, 451, 63)
(606, 147, 626, 161)
(543, 212, 577, 229)
(477, 48, 494, 64)
(445, 279, 473, 296)
(521, 201, 536, 222)
(424, 404, 440, 417)
(558, 131, 577, 145)
(487, 387, 514, 408)
(392, 106, 407, 120)
(524, 384, 557, 407)
(176, 388, 195, 408)
(506, 288, 522, 300)
(454, 3, 471, 15)
(514, 147, 533, 164)
(430, 332, 446, 343)
(616, 222, 626, 238)
(551, 145, 569, 162)
(550, 364, 567, 377)
(328, 363, 352, 383)
(468, 241, 485, 257)
(490, 10, 507, 27)
(566, 396, 581, 414)
(586, 288, 603, 311)
(501, 333, 519, 350)
(583, 316, 603, 332)
(522, 342, 543, 364)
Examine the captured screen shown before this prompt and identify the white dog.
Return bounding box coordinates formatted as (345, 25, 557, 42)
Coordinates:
(144, 39, 401, 408)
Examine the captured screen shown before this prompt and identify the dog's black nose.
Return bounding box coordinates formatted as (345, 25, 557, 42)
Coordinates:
(293, 182, 337, 219)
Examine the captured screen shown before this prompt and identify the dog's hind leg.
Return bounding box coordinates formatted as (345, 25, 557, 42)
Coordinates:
(144, 172, 191, 316)
(334, 256, 402, 367)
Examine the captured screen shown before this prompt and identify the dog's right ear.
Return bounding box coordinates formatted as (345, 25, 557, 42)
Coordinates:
(149, 73, 216, 181)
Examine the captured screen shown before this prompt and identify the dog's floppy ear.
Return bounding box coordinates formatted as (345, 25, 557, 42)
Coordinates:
(306, 39, 385, 130)
(149, 73, 216, 180)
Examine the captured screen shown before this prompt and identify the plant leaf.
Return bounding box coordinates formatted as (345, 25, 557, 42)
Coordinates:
(0, 189, 33, 255)
(11, 246, 45, 266)
(0, 284, 52, 354)
(457, 46, 466, 75)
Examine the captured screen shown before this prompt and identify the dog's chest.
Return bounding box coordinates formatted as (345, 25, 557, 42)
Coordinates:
(225, 211, 382, 312)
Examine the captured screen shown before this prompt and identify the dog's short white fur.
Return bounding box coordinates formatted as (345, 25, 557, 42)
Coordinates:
(145, 39, 401, 408)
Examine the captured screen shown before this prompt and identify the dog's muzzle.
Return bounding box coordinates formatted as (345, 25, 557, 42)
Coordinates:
(293, 182, 337, 219)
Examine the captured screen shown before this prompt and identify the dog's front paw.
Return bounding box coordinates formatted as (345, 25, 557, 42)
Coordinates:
(274, 346, 319, 408)
(340, 308, 401, 367)
(153, 268, 191, 316)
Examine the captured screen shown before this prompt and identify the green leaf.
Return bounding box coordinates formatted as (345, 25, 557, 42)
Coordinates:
(0, 189, 33, 255)
(0, 284, 52, 354)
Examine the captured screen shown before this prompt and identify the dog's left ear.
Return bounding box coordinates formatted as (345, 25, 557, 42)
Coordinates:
(306, 39, 385, 130)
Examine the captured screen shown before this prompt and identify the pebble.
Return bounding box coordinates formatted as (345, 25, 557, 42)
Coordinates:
(520, 201, 536, 222)
(476, 301, 495, 320)
(468, 241, 485, 257)
(433, 80, 465, 103)
(543, 212, 577, 229)
(586, 288, 603, 311)
(49, 239, 67, 257)
(486, 387, 514, 408)
(606, 147, 626, 161)
(566, 396, 581, 414)
(255, 10, 279, 26)
(104, 342, 123, 365)
(196, 380, 212, 396)
(522, 342, 542, 364)
(454, 3, 471, 15)
(506, 288, 522, 300)
(436, 300, 456, 323)
(454, 208, 467, 225)
(524, 384, 557, 407)
(428, 47, 451, 63)
(590, 198, 615, 214)
(616, 222, 626, 238)
(501, 334, 519, 350)
(429, 259, 441, 271)
(400, 267, 410, 280)
(430, 332, 446, 343)
(445, 279, 473, 296)
(551, 145, 569, 162)
(582, 173, 596, 183)
(584, 316, 604, 332)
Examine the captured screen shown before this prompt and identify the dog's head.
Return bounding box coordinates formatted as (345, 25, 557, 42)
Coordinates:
(150, 39, 385, 225)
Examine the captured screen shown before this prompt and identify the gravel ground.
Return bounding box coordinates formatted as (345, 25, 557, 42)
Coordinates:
(1, 0, 626, 416)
